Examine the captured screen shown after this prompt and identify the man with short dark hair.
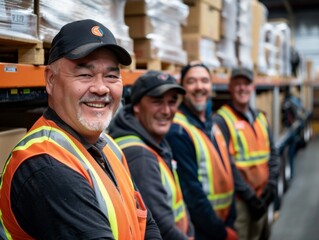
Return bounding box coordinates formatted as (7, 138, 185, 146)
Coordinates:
(0, 19, 161, 240)
(214, 67, 280, 240)
(109, 70, 194, 240)
(166, 62, 238, 240)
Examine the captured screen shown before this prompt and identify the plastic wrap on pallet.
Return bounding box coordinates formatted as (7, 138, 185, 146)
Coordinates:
(271, 22, 291, 77)
(126, 0, 189, 25)
(183, 35, 220, 68)
(197, 38, 220, 68)
(150, 40, 187, 65)
(126, 0, 188, 64)
(237, 42, 253, 70)
(39, 0, 134, 55)
(0, 0, 38, 40)
(252, 1, 268, 75)
(256, 24, 268, 75)
(237, 0, 252, 46)
(216, 38, 237, 68)
(221, 0, 237, 40)
(263, 23, 278, 76)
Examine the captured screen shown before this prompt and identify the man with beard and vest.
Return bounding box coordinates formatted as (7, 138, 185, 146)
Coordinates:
(166, 62, 238, 240)
(0, 19, 161, 240)
(214, 67, 280, 240)
(109, 70, 194, 240)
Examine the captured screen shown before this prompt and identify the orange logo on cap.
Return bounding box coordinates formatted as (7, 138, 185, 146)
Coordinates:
(91, 26, 104, 37)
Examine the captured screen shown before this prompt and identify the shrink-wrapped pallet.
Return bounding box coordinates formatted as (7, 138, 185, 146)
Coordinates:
(125, 0, 189, 65)
(38, 0, 134, 55)
(0, 0, 38, 40)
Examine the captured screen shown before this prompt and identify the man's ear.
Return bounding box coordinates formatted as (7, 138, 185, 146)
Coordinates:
(45, 66, 55, 95)
(133, 104, 140, 114)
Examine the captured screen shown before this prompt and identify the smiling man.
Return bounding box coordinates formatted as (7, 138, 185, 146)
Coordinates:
(109, 70, 194, 240)
(214, 67, 280, 240)
(166, 62, 238, 240)
(0, 19, 162, 240)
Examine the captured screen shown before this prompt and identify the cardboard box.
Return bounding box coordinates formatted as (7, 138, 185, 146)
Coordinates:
(251, 1, 267, 64)
(125, 15, 153, 38)
(182, 33, 219, 67)
(0, 128, 27, 173)
(183, 1, 221, 41)
(125, 1, 148, 15)
(133, 39, 154, 59)
(184, 0, 222, 10)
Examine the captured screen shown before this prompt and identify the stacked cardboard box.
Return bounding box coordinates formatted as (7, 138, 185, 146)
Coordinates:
(182, 0, 221, 67)
(125, 0, 188, 66)
(251, 0, 268, 74)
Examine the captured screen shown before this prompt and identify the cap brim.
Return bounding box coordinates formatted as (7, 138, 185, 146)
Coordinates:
(231, 74, 253, 82)
(147, 84, 186, 97)
(65, 42, 132, 66)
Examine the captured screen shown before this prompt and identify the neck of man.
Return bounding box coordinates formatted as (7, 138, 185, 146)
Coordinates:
(233, 101, 249, 115)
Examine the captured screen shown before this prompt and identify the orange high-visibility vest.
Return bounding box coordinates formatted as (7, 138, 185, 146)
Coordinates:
(217, 105, 270, 196)
(0, 116, 147, 240)
(115, 135, 190, 234)
(173, 112, 234, 221)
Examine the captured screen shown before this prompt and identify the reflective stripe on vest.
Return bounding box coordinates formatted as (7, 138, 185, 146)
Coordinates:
(0, 116, 146, 240)
(173, 112, 234, 219)
(115, 135, 187, 226)
(217, 106, 270, 166)
(1, 125, 119, 240)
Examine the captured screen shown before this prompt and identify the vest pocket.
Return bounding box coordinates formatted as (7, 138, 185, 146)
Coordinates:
(134, 191, 147, 239)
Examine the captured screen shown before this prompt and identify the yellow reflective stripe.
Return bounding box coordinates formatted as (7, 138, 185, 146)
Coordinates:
(11, 126, 119, 240)
(104, 134, 124, 162)
(217, 107, 245, 160)
(158, 161, 177, 213)
(208, 190, 233, 210)
(218, 107, 253, 160)
(172, 170, 186, 222)
(116, 135, 186, 223)
(0, 210, 11, 240)
(174, 113, 202, 161)
(256, 113, 268, 139)
(174, 200, 186, 222)
(173, 112, 215, 196)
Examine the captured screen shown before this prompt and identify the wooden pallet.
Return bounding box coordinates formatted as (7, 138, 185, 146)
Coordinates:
(136, 58, 183, 72)
(0, 34, 44, 65)
(211, 67, 231, 79)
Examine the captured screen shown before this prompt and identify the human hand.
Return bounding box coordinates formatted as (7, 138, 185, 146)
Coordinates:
(225, 227, 238, 240)
(261, 184, 276, 207)
(247, 195, 267, 221)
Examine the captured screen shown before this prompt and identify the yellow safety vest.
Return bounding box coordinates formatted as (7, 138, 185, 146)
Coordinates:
(115, 135, 190, 234)
(173, 112, 234, 221)
(217, 105, 270, 195)
(0, 116, 147, 240)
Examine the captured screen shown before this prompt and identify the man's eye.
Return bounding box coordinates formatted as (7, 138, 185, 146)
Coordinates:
(78, 74, 91, 77)
(106, 75, 120, 79)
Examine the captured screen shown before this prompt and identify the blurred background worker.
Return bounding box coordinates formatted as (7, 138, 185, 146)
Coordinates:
(214, 67, 280, 240)
(166, 62, 238, 240)
(109, 70, 194, 240)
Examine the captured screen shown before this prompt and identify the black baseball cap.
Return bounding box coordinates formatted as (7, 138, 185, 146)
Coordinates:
(48, 19, 132, 66)
(131, 70, 186, 105)
(180, 61, 211, 85)
(230, 67, 253, 82)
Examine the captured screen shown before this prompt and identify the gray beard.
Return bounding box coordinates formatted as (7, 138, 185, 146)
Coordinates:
(193, 102, 206, 112)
